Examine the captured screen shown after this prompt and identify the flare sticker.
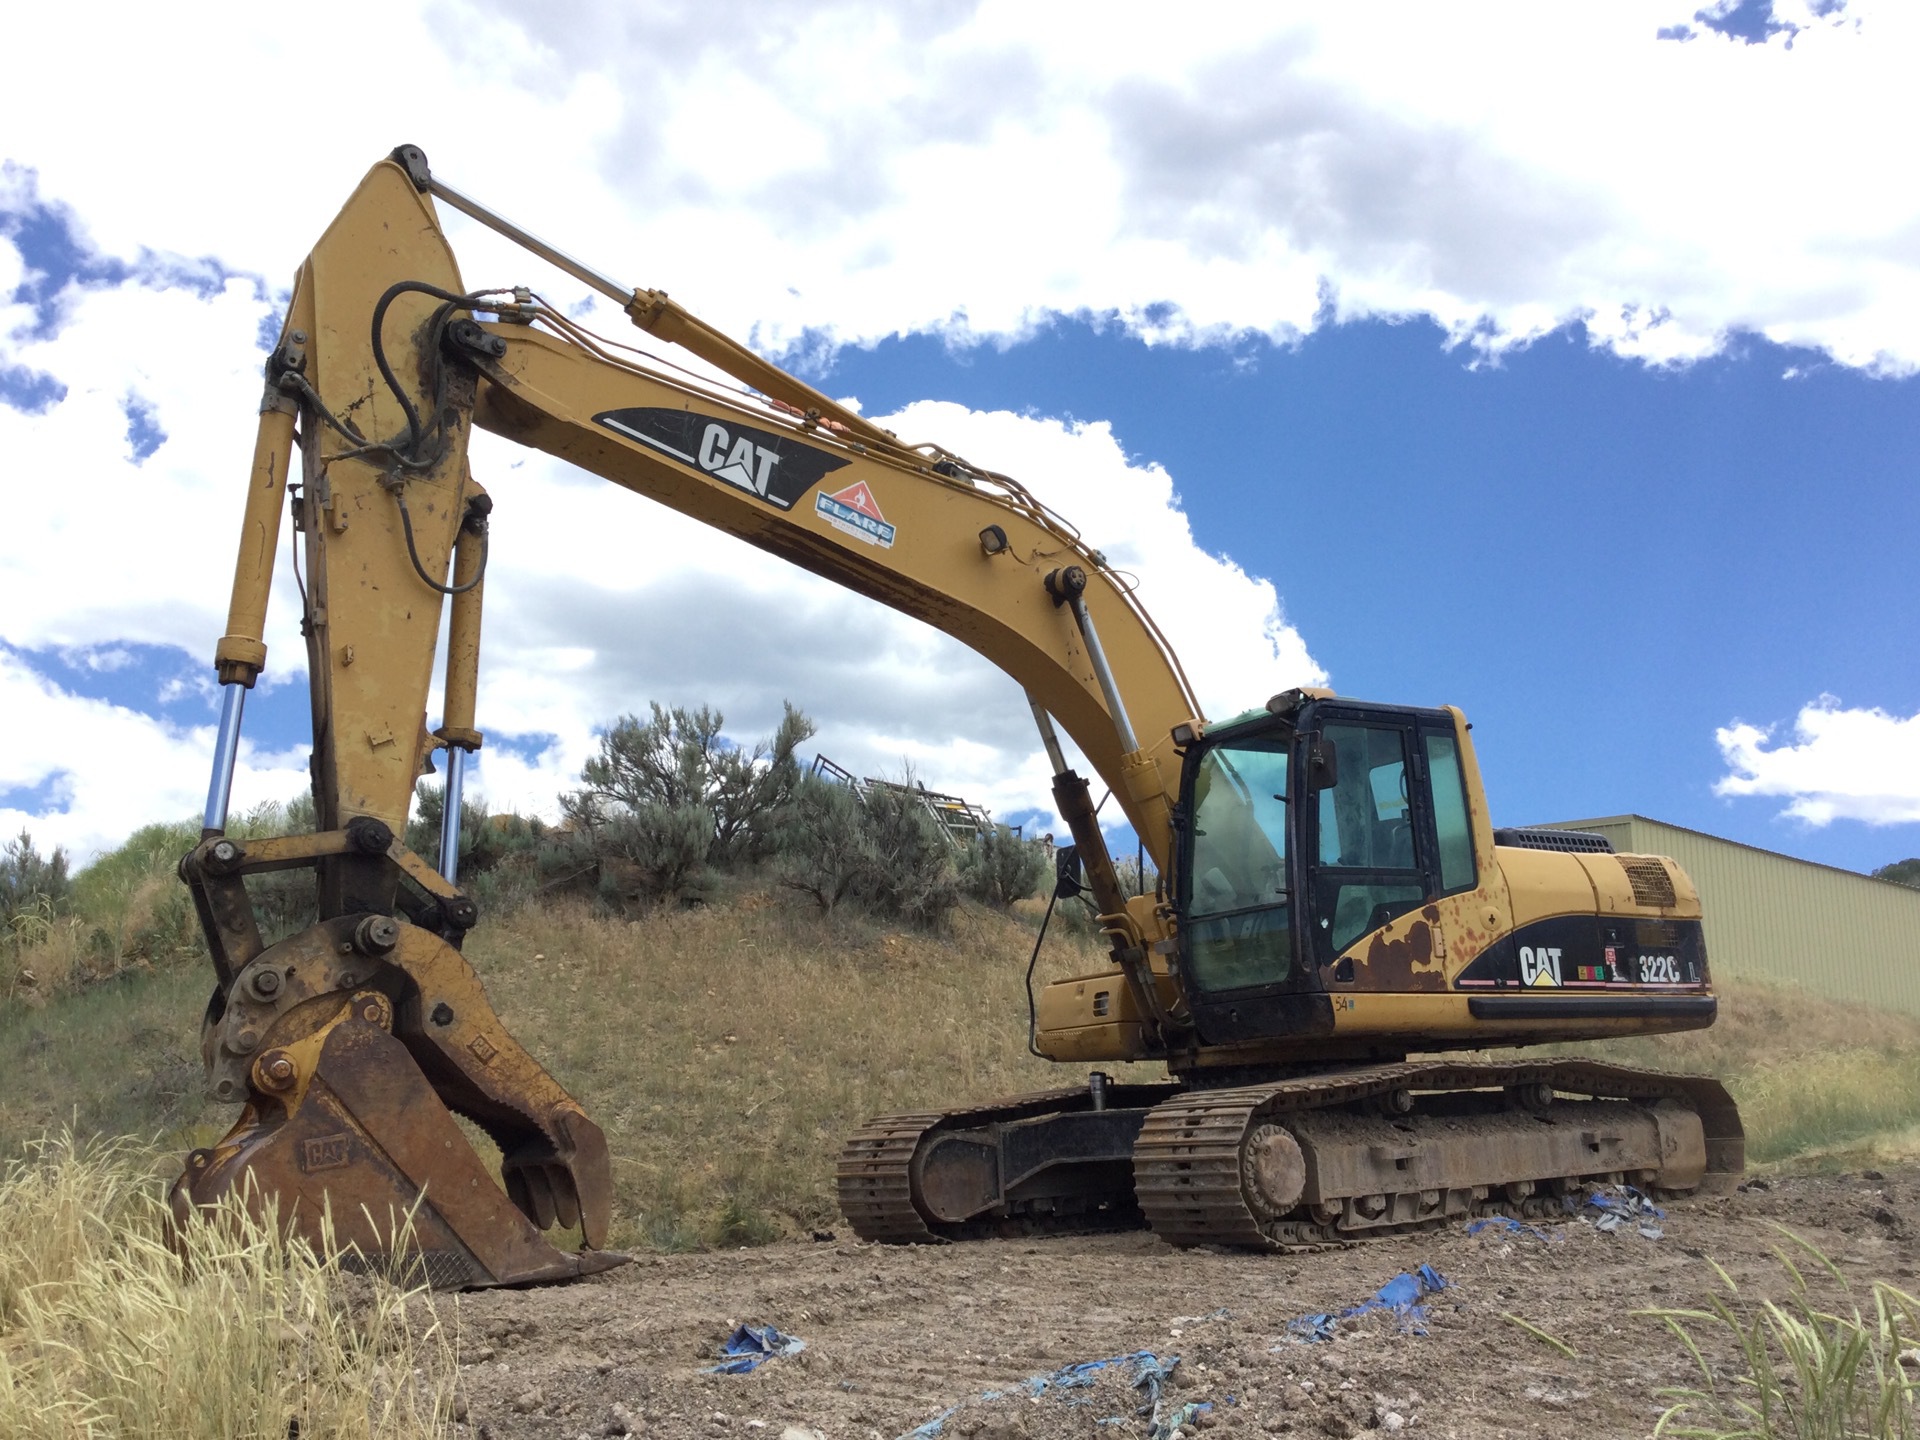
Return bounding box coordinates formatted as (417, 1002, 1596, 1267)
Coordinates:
(816, 480, 897, 548)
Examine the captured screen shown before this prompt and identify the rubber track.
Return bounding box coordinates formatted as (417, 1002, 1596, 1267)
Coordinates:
(1133, 1058, 1743, 1251)
(836, 1083, 1181, 1243)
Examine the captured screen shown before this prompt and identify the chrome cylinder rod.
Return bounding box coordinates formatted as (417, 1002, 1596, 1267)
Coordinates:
(439, 747, 467, 885)
(1066, 596, 1141, 755)
(1027, 693, 1071, 776)
(201, 683, 247, 833)
(426, 175, 633, 306)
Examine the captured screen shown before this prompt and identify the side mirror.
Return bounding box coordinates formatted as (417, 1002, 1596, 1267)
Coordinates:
(1308, 736, 1340, 792)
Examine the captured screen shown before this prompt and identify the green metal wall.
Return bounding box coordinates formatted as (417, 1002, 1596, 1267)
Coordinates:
(1543, 815, 1920, 1016)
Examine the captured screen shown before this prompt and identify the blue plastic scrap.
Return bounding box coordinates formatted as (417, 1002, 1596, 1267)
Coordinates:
(1132, 1353, 1179, 1413)
(1574, 1185, 1665, 1240)
(1150, 1401, 1212, 1440)
(1132, 1354, 1207, 1440)
(898, 1351, 1191, 1440)
(902, 1407, 956, 1440)
(1282, 1264, 1450, 1343)
(705, 1323, 808, 1375)
(1023, 1350, 1159, 1399)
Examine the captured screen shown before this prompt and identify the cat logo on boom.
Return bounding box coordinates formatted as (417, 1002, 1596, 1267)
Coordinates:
(593, 406, 851, 510)
(1518, 945, 1563, 987)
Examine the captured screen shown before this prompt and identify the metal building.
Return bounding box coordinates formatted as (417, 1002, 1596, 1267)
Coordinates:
(1541, 815, 1920, 1016)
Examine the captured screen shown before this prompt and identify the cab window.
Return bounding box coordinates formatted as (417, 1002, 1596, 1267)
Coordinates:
(1313, 723, 1423, 958)
(1424, 731, 1476, 893)
(1185, 738, 1292, 993)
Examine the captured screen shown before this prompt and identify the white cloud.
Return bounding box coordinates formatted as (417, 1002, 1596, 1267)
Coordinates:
(3, 2, 1918, 368)
(0, 269, 285, 658)
(1715, 696, 1920, 826)
(0, 649, 309, 862)
(7, 0, 1919, 856)
(452, 402, 1321, 837)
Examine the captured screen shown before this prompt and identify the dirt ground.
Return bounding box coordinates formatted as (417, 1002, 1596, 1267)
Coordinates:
(443, 1167, 1920, 1440)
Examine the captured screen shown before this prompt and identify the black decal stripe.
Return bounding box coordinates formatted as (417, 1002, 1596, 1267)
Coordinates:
(1467, 995, 1717, 1021)
(1454, 914, 1709, 990)
(599, 415, 697, 466)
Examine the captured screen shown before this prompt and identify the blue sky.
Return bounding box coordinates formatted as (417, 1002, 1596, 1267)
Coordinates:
(820, 321, 1920, 872)
(2, 0, 1917, 874)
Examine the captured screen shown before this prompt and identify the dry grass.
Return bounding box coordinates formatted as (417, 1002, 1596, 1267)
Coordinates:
(1550, 981, 1920, 1168)
(1648, 1231, 1920, 1438)
(0, 1132, 454, 1438)
(460, 889, 1133, 1249)
(11, 855, 1920, 1250)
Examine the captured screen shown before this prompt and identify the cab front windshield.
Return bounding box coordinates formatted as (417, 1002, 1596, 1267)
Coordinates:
(1184, 737, 1293, 992)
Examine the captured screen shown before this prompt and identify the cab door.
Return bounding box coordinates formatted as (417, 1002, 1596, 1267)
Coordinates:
(1303, 707, 1483, 989)
(1306, 716, 1429, 972)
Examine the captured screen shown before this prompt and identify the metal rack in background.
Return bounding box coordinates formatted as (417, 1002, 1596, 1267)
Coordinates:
(809, 754, 1004, 847)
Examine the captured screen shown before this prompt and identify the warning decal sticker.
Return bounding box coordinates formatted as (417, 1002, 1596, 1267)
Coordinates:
(816, 480, 897, 548)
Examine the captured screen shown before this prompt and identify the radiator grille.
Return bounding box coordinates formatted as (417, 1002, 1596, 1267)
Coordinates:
(1618, 856, 1677, 908)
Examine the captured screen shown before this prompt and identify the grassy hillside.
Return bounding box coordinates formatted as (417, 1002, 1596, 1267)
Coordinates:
(9, 828, 1920, 1248)
(0, 872, 1128, 1249)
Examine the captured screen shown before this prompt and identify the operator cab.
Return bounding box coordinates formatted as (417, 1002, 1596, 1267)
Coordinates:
(1174, 695, 1478, 1045)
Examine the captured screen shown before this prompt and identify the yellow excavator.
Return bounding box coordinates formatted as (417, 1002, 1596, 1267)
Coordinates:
(174, 146, 1740, 1287)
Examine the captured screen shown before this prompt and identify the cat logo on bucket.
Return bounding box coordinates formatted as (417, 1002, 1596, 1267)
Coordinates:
(1518, 945, 1563, 987)
(300, 1133, 352, 1173)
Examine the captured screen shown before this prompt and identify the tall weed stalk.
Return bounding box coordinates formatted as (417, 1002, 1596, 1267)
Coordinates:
(1648, 1229, 1920, 1439)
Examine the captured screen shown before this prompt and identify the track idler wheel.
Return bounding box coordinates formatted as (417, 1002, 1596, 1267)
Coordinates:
(1240, 1123, 1307, 1220)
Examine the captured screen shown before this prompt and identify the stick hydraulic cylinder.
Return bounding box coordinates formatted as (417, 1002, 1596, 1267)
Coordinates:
(439, 748, 467, 884)
(202, 683, 247, 836)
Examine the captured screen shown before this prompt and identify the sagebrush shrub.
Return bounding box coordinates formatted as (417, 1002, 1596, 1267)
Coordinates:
(774, 774, 959, 927)
(958, 824, 1049, 909)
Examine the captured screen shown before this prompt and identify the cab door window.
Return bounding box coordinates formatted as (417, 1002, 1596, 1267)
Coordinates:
(1423, 730, 1477, 894)
(1184, 738, 1293, 993)
(1312, 723, 1424, 960)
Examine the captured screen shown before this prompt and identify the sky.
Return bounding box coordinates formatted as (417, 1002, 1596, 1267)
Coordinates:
(1, 0, 1916, 878)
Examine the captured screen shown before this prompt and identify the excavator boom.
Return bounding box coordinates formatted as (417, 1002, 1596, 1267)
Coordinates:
(176, 148, 1204, 1282)
(176, 147, 1738, 1283)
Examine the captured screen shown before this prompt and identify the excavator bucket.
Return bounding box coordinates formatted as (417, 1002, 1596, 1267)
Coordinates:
(174, 838, 629, 1289)
(171, 992, 622, 1288)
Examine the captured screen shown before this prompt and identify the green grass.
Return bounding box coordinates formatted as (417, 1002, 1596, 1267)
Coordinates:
(0, 963, 224, 1153)
(1648, 1231, 1920, 1438)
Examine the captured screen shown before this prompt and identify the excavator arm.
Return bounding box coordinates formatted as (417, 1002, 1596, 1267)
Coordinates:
(173, 147, 1207, 1284)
